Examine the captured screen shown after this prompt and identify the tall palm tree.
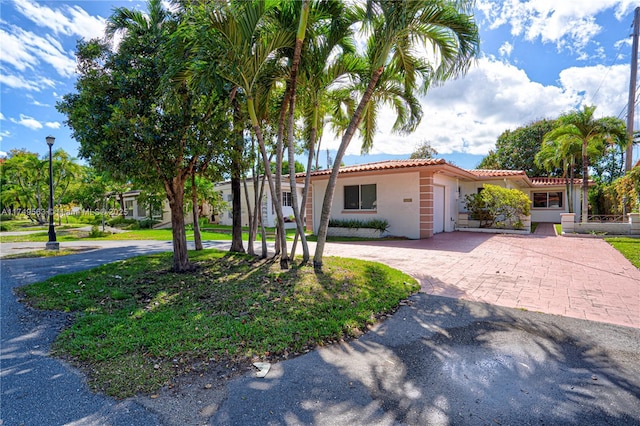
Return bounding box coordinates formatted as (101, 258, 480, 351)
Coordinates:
(312, 0, 480, 269)
(545, 105, 627, 222)
(185, 1, 296, 268)
(535, 137, 581, 213)
(291, 1, 360, 261)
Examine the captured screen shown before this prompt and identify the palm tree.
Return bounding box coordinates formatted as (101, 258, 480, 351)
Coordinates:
(312, 0, 480, 269)
(291, 1, 360, 261)
(545, 105, 627, 222)
(535, 137, 581, 213)
(184, 1, 296, 268)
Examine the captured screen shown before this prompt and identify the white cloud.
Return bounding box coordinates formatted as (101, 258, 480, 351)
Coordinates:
(0, 24, 76, 78)
(0, 112, 4, 120)
(12, 0, 106, 41)
(477, 0, 636, 58)
(0, 151, 8, 158)
(11, 114, 43, 130)
(45, 122, 61, 129)
(559, 63, 629, 118)
(498, 42, 513, 58)
(321, 57, 628, 158)
(0, 71, 55, 92)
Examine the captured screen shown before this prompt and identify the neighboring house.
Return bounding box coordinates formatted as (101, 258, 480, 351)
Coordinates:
(300, 159, 588, 239)
(120, 190, 173, 226)
(214, 178, 304, 228)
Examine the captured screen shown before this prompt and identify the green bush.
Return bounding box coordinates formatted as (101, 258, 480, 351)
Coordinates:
(138, 219, 158, 229)
(328, 218, 389, 232)
(464, 184, 530, 229)
(107, 217, 138, 229)
(88, 225, 107, 238)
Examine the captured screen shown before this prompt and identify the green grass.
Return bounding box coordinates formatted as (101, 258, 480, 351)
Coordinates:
(18, 250, 419, 398)
(605, 237, 640, 268)
(2, 247, 96, 259)
(0, 228, 241, 243)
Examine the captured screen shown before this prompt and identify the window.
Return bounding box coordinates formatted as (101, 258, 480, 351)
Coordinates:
(533, 192, 563, 208)
(282, 191, 292, 207)
(124, 200, 134, 217)
(344, 184, 377, 210)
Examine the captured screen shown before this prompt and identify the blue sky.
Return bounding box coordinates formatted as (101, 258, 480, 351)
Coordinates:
(1, 0, 639, 170)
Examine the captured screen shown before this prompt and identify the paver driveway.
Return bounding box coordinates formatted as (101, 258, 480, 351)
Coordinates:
(322, 231, 640, 328)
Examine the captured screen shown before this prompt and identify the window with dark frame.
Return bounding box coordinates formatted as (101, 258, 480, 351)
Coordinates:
(533, 191, 563, 208)
(282, 191, 292, 207)
(344, 184, 377, 210)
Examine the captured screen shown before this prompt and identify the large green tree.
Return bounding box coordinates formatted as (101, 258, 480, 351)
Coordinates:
(312, 0, 479, 268)
(478, 119, 556, 176)
(58, 0, 231, 271)
(1, 149, 82, 224)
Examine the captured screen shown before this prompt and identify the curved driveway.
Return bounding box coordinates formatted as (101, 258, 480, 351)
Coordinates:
(1, 233, 639, 425)
(322, 231, 640, 329)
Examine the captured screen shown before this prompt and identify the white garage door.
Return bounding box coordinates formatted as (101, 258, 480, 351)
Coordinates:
(433, 185, 445, 234)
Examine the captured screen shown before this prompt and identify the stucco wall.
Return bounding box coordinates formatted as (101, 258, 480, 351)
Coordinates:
(311, 172, 422, 239)
(216, 181, 302, 228)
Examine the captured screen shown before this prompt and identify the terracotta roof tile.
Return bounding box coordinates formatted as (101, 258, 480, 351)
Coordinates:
(530, 177, 582, 186)
(466, 169, 527, 177)
(307, 158, 447, 176)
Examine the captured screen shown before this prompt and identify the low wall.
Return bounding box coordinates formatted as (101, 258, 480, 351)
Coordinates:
(327, 227, 385, 238)
(457, 213, 531, 234)
(561, 213, 640, 235)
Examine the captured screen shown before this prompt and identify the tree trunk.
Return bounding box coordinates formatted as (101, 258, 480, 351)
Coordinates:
(243, 177, 256, 256)
(582, 142, 589, 223)
(191, 174, 203, 251)
(313, 66, 385, 269)
(248, 96, 288, 269)
(230, 174, 245, 253)
(166, 177, 191, 272)
(286, 0, 310, 264)
(274, 85, 291, 267)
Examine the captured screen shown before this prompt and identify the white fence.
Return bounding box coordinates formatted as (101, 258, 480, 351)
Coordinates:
(561, 213, 640, 235)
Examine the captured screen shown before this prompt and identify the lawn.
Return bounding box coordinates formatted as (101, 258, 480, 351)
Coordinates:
(18, 250, 419, 398)
(0, 227, 240, 243)
(605, 237, 640, 268)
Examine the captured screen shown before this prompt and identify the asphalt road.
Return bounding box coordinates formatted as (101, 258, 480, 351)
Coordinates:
(1, 241, 640, 425)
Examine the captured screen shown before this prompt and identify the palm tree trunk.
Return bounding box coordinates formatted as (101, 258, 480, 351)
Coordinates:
(291, 103, 318, 260)
(286, 0, 310, 263)
(243, 177, 256, 256)
(313, 66, 385, 269)
(248, 96, 289, 269)
(582, 143, 589, 223)
(230, 174, 245, 252)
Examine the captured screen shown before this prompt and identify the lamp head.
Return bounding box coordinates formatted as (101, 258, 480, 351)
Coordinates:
(46, 136, 55, 147)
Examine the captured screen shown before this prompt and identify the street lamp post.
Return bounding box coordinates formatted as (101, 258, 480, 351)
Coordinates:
(45, 135, 59, 250)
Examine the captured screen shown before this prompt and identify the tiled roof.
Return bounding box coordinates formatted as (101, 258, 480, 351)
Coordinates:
(530, 177, 583, 186)
(307, 158, 447, 176)
(466, 169, 527, 177)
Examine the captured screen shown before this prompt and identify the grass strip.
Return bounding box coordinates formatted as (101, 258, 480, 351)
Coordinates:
(19, 250, 419, 398)
(605, 236, 640, 268)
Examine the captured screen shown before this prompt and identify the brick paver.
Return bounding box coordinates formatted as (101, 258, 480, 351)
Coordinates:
(322, 231, 640, 328)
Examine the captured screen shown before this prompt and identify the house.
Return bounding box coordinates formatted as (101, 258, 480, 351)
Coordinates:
(300, 159, 587, 239)
(120, 190, 172, 225)
(214, 178, 304, 228)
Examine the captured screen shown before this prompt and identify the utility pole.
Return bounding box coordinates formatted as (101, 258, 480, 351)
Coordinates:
(625, 6, 639, 172)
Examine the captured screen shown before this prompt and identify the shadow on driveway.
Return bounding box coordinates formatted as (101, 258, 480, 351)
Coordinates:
(210, 294, 640, 425)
